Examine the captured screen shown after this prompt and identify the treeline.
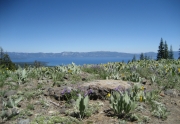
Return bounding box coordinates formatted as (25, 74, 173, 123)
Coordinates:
(0, 47, 17, 70)
(132, 38, 180, 62)
(157, 38, 175, 60)
(0, 47, 46, 70)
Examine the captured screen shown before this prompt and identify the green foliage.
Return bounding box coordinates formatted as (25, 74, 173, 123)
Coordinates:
(0, 47, 17, 71)
(82, 64, 109, 79)
(150, 74, 156, 84)
(157, 38, 175, 60)
(179, 45, 180, 59)
(3, 96, 23, 108)
(26, 103, 35, 110)
(157, 38, 165, 60)
(109, 91, 137, 116)
(75, 94, 89, 119)
(132, 55, 136, 62)
(140, 53, 144, 60)
(150, 101, 168, 120)
(15, 68, 28, 84)
(145, 90, 159, 103)
(1, 96, 23, 120)
(30, 115, 82, 124)
(164, 41, 169, 59)
(62, 88, 79, 103)
(168, 45, 174, 59)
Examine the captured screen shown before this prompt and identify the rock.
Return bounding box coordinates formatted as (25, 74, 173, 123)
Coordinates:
(59, 106, 66, 114)
(37, 80, 43, 84)
(17, 118, 30, 124)
(4, 90, 17, 98)
(6, 77, 13, 82)
(48, 88, 55, 96)
(48, 110, 57, 115)
(141, 78, 147, 85)
(82, 78, 86, 81)
(42, 77, 47, 80)
(81, 80, 132, 100)
(9, 82, 18, 86)
(160, 91, 165, 97)
(164, 89, 177, 97)
(70, 99, 76, 106)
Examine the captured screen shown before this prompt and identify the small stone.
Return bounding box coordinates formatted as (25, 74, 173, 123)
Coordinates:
(164, 89, 177, 97)
(70, 99, 76, 106)
(4, 90, 17, 98)
(59, 107, 66, 114)
(17, 118, 30, 124)
(160, 91, 165, 97)
(142, 79, 147, 85)
(48, 110, 57, 115)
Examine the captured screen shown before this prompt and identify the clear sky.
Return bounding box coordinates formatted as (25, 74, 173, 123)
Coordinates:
(0, 0, 180, 53)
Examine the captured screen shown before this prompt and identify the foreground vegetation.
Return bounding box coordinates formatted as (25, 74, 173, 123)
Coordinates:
(0, 59, 180, 124)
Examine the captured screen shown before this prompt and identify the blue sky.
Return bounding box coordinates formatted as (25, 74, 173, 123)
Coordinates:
(0, 0, 180, 53)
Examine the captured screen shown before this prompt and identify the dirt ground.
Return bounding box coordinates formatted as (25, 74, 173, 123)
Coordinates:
(1, 79, 180, 124)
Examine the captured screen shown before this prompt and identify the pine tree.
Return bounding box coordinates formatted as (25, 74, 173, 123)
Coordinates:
(0, 47, 4, 64)
(164, 41, 169, 59)
(144, 54, 149, 60)
(157, 38, 164, 60)
(140, 53, 144, 60)
(168, 45, 174, 59)
(0, 46, 16, 70)
(179, 45, 180, 59)
(132, 55, 136, 62)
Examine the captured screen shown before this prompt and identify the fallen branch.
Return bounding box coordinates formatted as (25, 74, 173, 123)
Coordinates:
(49, 100, 59, 107)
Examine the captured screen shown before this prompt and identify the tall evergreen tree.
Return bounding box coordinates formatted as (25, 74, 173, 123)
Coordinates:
(140, 53, 144, 60)
(168, 45, 174, 59)
(132, 55, 136, 62)
(164, 41, 169, 59)
(179, 45, 180, 59)
(144, 54, 149, 60)
(0, 46, 16, 70)
(0, 47, 4, 64)
(157, 38, 164, 60)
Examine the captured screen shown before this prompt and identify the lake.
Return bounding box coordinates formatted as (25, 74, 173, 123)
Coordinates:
(12, 57, 133, 66)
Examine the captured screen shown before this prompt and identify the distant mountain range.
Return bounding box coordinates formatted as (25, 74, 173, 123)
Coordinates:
(8, 51, 179, 60)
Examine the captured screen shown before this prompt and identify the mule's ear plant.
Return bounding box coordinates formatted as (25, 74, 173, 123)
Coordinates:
(75, 94, 89, 119)
(1, 96, 23, 120)
(151, 75, 156, 84)
(110, 91, 137, 116)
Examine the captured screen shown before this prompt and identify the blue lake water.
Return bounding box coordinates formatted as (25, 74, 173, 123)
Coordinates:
(12, 57, 132, 66)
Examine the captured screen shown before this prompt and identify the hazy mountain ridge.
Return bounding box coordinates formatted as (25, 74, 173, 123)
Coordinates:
(8, 51, 179, 60)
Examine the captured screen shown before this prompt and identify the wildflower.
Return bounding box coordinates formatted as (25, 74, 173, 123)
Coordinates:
(141, 86, 144, 91)
(178, 68, 180, 73)
(106, 93, 111, 97)
(139, 96, 143, 102)
(121, 73, 125, 77)
(84, 89, 93, 97)
(61, 89, 66, 95)
(68, 69, 72, 73)
(114, 85, 122, 92)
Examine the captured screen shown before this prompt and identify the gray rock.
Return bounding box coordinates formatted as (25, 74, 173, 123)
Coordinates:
(164, 89, 177, 97)
(6, 77, 13, 82)
(70, 99, 76, 106)
(17, 118, 30, 124)
(81, 80, 132, 100)
(59, 106, 66, 114)
(4, 90, 17, 98)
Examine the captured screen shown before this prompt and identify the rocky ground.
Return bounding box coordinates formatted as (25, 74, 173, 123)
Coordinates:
(1, 76, 180, 124)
